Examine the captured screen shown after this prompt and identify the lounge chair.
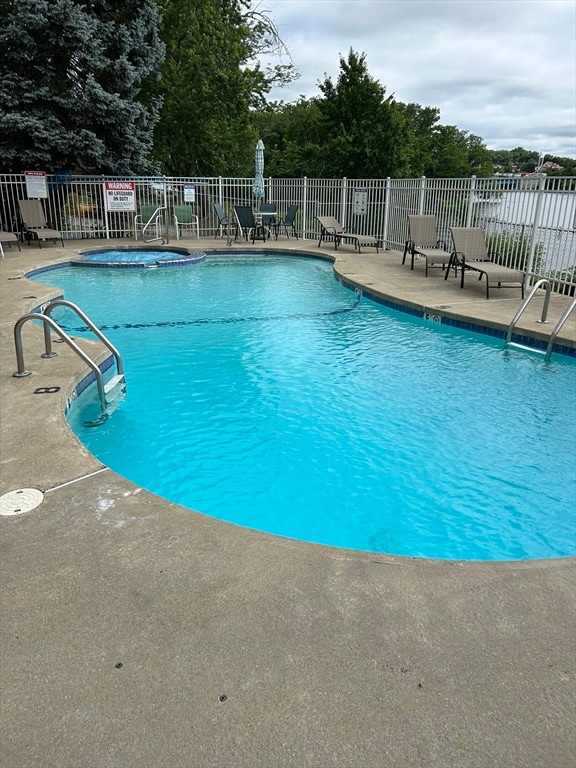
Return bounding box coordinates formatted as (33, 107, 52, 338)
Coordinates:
(173, 204, 199, 240)
(317, 216, 379, 254)
(274, 204, 299, 240)
(18, 200, 64, 248)
(0, 231, 21, 259)
(213, 202, 230, 237)
(447, 227, 526, 299)
(234, 205, 266, 244)
(134, 205, 162, 240)
(402, 215, 451, 275)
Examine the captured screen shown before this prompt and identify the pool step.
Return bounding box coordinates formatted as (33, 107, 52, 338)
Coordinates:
(506, 342, 545, 355)
(104, 374, 127, 405)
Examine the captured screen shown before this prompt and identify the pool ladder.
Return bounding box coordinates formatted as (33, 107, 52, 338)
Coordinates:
(505, 279, 576, 361)
(13, 299, 126, 424)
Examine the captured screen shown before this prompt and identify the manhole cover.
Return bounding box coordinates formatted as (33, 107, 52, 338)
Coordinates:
(0, 488, 44, 516)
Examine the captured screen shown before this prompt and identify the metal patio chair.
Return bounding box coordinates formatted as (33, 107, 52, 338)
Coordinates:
(173, 204, 199, 240)
(316, 216, 379, 254)
(274, 204, 299, 240)
(447, 227, 526, 299)
(234, 205, 267, 244)
(18, 200, 64, 248)
(402, 215, 451, 275)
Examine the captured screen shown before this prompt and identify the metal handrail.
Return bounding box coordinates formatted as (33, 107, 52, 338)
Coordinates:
(43, 299, 124, 375)
(13, 313, 108, 419)
(505, 279, 551, 347)
(545, 296, 576, 361)
(141, 205, 167, 244)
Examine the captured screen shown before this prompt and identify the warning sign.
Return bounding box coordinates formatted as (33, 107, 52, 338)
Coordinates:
(104, 181, 136, 212)
(25, 171, 48, 198)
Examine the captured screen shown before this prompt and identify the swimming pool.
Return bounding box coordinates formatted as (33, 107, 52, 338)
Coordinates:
(32, 253, 576, 561)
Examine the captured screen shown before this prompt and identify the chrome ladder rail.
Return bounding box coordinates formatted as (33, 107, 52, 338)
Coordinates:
(545, 295, 576, 361)
(505, 279, 551, 354)
(13, 301, 126, 423)
(141, 205, 168, 244)
(43, 299, 124, 375)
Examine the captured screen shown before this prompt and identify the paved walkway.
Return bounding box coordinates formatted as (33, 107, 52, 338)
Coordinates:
(1, 238, 575, 768)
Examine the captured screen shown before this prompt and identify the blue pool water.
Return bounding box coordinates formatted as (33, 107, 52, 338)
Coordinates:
(80, 247, 205, 266)
(32, 254, 576, 560)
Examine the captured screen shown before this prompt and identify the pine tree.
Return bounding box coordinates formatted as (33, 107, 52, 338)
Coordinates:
(151, 0, 296, 176)
(0, 0, 165, 174)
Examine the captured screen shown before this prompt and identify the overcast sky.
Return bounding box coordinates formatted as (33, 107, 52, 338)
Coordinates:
(261, 0, 576, 159)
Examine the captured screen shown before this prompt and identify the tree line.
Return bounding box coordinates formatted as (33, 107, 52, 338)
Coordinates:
(1, 0, 573, 178)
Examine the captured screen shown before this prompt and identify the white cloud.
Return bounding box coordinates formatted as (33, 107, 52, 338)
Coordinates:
(261, 0, 576, 158)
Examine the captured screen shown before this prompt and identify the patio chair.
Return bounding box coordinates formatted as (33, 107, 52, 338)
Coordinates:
(18, 200, 64, 248)
(0, 230, 21, 259)
(213, 202, 231, 237)
(317, 216, 379, 254)
(134, 205, 162, 240)
(402, 215, 451, 275)
(173, 204, 199, 240)
(274, 204, 299, 240)
(447, 227, 526, 299)
(234, 205, 266, 244)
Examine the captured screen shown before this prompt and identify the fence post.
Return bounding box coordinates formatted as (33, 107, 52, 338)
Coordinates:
(302, 176, 308, 240)
(101, 180, 111, 240)
(466, 176, 477, 226)
(525, 173, 547, 281)
(418, 176, 426, 214)
(383, 177, 391, 249)
(341, 177, 348, 228)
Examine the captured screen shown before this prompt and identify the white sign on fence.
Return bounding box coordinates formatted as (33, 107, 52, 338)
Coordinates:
(104, 181, 136, 212)
(183, 183, 196, 203)
(25, 171, 48, 198)
(353, 188, 367, 215)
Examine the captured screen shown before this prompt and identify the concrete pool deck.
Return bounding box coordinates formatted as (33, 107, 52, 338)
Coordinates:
(1, 237, 575, 768)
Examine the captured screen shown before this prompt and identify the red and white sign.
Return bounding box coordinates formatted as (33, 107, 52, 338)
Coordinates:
(25, 170, 48, 198)
(104, 181, 136, 212)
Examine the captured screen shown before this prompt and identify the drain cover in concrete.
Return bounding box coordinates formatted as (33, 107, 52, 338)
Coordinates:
(0, 488, 44, 516)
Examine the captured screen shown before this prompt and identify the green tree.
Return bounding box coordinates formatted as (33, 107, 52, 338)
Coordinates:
(506, 147, 539, 172)
(0, 0, 165, 174)
(152, 0, 296, 176)
(254, 98, 324, 177)
(258, 50, 415, 179)
(314, 49, 413, 178)
(397, 103, 440, 177)
(424, 125, 492, 178)
(256, 50, 496, 180)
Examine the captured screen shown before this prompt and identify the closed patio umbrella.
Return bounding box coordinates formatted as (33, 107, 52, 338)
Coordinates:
(253, 139, 265, 200)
